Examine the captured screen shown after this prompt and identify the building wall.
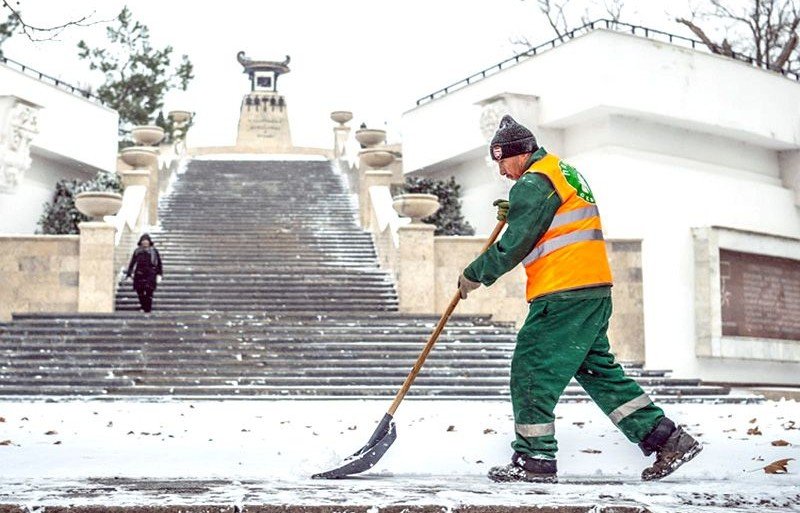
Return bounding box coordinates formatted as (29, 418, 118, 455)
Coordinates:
(403, 29, 800, 175)
(0, 64, 118, 172)
(0, 153, 95, 234)
(0, 235, 80, 321)
(0, 62, 118, 234)
(401, 28, 800, 384)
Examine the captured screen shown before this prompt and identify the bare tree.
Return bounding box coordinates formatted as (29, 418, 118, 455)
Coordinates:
(0, 0, 101, 42)
(513, 0, 626, 48)
(676, 0, 800, 72)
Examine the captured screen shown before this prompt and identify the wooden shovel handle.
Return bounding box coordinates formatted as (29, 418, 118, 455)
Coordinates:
(387, 219, 507, 416)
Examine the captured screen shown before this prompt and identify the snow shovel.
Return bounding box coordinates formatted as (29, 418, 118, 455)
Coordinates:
(312, 219, 506, 479)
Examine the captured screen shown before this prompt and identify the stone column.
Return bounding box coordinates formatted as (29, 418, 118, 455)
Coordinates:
(78, 222, 117, 313)
(118, 169, 151, 229)
(334, 126, 350, 159)
(331, 111, 353, 159)
(360, 170, 393, 230)
(120, 147, 159, 226)
(358, 146, 395, 230)
(397, 223, 437, 313)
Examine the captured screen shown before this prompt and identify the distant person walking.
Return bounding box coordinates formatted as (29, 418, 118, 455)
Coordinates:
(125, 233, 163, 313)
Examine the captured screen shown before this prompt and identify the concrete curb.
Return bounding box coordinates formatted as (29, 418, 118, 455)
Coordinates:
(1, 506, 650, 513)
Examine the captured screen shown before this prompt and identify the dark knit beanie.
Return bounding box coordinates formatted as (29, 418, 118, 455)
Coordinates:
(489, 115, 538, 161)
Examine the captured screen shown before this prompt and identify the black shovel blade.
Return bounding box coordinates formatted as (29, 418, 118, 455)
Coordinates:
(312, 412, 397, 479)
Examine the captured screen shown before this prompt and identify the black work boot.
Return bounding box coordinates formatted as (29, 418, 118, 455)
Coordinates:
(487, 451, 557, 483)
(639, 417, 702, 481)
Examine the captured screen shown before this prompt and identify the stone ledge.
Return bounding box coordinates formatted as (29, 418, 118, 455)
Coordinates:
(0, 507, 649, 513)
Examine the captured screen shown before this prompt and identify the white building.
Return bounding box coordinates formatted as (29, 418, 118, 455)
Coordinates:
(401, 25, 800, 385)
(0, 57, 118, 234)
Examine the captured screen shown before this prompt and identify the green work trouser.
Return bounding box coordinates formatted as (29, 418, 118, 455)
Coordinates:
(511, 288, 664, 459)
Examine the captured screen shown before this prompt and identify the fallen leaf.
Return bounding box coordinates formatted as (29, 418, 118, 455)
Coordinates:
(44, 430, 57, 436)
(475, 460, 484, 464)
(446, 425, 456, 432)
(347, 425, 357, 430)
(723, 428, 736, 433)
(0, 417, 5, 423)
(0, 440, 12, 446)
(783, 421, 797, 430)
(747, 426, 762, 436)
(581, 449, 602, 454)
(764, 458, 794, 474)
(752, 456, 765, 461)
(771, 439, 791, 447)
(241, 429, 250, 432)
(106, 422, 113, 427)
(573, 422, 585, 428)
(749, 418, 757, 424)
(53, 441, 61, 445)
(483, 428, 496, 434)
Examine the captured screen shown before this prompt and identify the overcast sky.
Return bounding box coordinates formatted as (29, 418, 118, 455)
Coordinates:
(3, 1, 696, 149)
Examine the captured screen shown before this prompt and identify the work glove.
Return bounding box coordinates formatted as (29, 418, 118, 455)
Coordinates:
(493, 199, 510, 222)
(156, 275, 163, 284)
(457, 272, 481, 300)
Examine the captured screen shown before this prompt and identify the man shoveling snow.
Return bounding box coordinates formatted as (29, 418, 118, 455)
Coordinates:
(458, 115, 702, 483)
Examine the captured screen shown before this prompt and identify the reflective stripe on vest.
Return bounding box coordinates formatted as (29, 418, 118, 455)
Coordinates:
(522, 228, 604, 266)
(547, 205, 599, 230)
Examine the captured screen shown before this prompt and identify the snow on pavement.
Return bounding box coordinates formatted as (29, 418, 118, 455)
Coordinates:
(0, 399, 798, 511)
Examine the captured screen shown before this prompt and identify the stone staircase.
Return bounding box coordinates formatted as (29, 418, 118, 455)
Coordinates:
(0, 158, 738, 401)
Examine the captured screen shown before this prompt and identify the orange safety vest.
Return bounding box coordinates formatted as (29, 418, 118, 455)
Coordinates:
(522, 153, 613, 301)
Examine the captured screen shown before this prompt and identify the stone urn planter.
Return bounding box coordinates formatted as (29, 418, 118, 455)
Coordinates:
(330, 111, 353, 125)
(358, 148, 395, 169)
(168, 110, 191, 124)
(120, 146, 158, 167)
(75, 191, 123, 220)
(131, 125, 165, 146)
(355, 128, 386, 147)
(392, 193, 440, 224)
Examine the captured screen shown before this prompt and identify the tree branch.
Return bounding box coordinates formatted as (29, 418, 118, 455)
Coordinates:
(1, 0, 105, 41)
(676, 17, 734, 55)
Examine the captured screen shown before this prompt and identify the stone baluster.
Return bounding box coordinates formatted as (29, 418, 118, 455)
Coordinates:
(355, 128, 390, 229)
(331, 111, 353, 159)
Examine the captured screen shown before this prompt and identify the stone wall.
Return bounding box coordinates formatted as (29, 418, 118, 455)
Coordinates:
(432, 236, 644, 362)
(0, 235, 80, 320)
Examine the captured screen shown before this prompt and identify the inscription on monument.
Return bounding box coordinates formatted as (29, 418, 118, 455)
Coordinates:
(720, 249, 800, 340)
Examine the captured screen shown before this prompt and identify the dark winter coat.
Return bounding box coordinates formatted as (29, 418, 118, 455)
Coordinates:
(126, 247, 163, 292)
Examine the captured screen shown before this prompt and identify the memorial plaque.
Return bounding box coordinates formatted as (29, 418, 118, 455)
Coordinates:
(720, 249, 800, 340)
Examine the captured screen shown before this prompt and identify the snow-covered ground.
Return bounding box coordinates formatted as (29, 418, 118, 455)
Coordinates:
(1, 399, 798, 511)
